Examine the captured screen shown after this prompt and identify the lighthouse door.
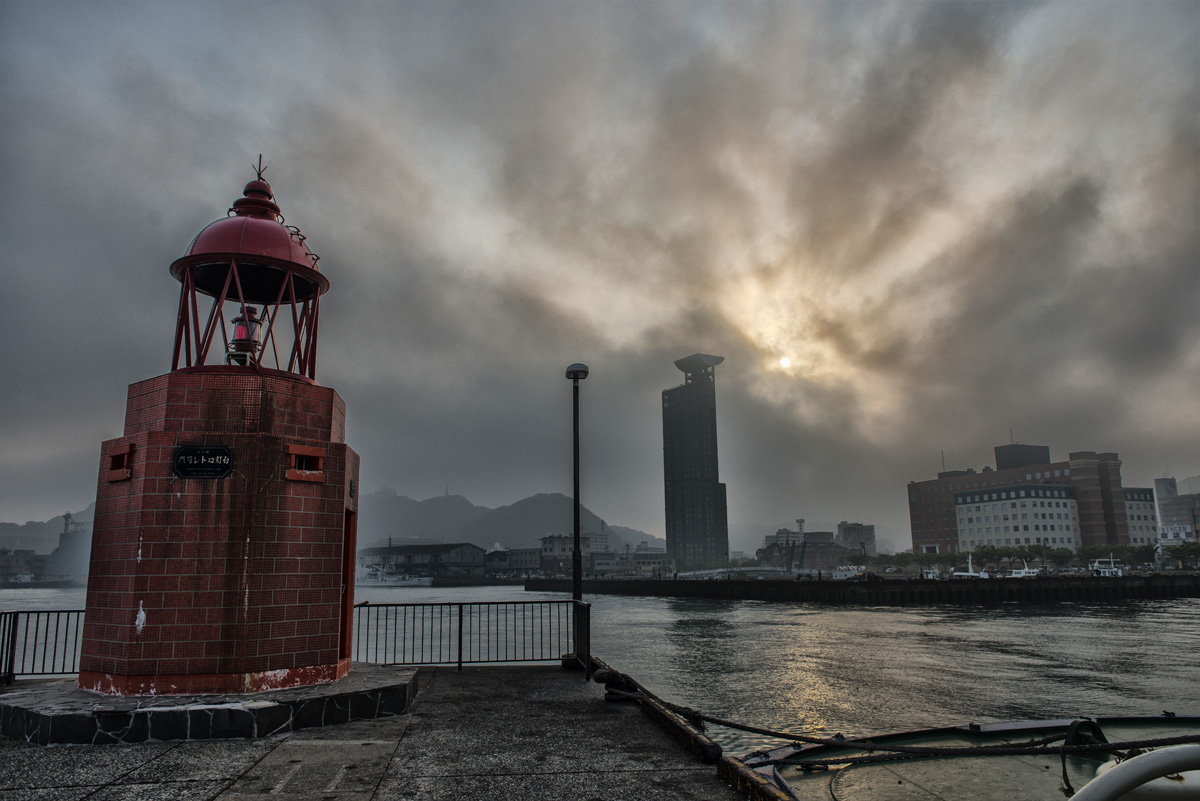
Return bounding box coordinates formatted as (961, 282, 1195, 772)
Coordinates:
(339, 509, 357, 660)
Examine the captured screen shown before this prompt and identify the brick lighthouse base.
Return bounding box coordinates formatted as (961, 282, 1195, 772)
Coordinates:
(77, 659, 350, 697)
(79, 370, 360, 696)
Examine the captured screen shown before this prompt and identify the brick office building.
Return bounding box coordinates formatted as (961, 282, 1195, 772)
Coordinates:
(78, 170, 360, 695)
(907, 444, 1128, 554)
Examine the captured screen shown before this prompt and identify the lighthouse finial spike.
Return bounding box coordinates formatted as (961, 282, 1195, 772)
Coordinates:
(253, 154, 267, 181)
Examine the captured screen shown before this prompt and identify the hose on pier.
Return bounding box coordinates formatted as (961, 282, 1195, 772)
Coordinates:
(597, 673, 1200, 772)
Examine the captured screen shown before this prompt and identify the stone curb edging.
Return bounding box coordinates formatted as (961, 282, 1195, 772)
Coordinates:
(0, 664, 418, 746)
(590, 656, 722, 763)
(589, 657, 794, 800)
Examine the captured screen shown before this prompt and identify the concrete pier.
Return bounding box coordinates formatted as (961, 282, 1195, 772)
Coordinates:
(528, 574, 1200, 605)
(1, 665, 744, 800)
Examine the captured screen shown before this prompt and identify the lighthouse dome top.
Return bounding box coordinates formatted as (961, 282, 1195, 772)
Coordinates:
(169, 172, 329, 304)
(183, 178, 319, 270)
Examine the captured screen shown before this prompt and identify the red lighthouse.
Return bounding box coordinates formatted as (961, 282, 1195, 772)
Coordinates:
(79, 165, 360, 695)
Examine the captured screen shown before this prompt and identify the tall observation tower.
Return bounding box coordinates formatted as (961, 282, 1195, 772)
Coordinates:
(662, 354, 729, 568)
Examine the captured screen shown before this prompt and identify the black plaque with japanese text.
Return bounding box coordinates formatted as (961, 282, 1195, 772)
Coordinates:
(173, 446, 234, 479)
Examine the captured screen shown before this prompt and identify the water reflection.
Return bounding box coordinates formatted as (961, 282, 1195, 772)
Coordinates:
(588, 594, 1200, 754)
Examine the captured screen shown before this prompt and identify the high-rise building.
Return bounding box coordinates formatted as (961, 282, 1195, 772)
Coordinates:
(907, 446, 1127, 553)
(662, 354, 729, 567)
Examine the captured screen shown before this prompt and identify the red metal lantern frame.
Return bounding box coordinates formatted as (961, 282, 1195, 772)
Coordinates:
(169, 253, 328, 381)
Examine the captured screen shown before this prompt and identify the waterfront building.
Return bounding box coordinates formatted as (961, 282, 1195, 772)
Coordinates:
(662, 354, 730, 567)
(756, 538, 854, 571)
(590, 524, 611, 553)
(909, 445, 1127, 553)
(508, 547, 542, 573)
(41, 512, 91, 581)
(358, 543, 486, 577)
(78, 169, 360, 695)
(1158, 524, 1199, 549)
(624, 549, 675, 575)
(756, 523, 856, 571)
(0, 549, 41, 583)
(1155, 477, 1200, 552)
(1155, 477, 1200, 530)
(954, 483, 1080, 552)
(540, 533, 592, 574)
(485, 549, 509, 573)
(763, 528, 804, 549)
(836, 521, 877, 556)
(586, 551, 617, 574)
(1123, 488, 1159, 545)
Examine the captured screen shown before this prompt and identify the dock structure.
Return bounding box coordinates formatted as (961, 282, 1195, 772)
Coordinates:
(1, 665, 746, 800)
(528, 574, 1200, 605)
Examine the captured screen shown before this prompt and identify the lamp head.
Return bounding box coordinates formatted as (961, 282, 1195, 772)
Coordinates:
(565, 363, 590, 381)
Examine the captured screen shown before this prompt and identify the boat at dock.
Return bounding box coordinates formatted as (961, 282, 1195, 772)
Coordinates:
(1007, 559, 1041, 579)
(742, 715, 1200, 800)
(951, 554, 989, 579)
(1091, 556, 1126, 577)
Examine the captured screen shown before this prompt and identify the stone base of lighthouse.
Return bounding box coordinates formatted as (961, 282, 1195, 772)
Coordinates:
(78, 369, 359, 696)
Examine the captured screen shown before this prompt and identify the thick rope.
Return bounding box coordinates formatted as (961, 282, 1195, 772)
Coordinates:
(605, 688, 1200, 767)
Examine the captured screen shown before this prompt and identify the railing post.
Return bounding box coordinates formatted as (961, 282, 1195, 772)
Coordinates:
(2, 611, 20, 685)
(573, 602, 591, 680)
(457, 603, 464, 671)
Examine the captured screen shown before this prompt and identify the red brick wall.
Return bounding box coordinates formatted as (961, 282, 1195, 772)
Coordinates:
(80, 371, 359, 695)
(121, 371, 346, 442)
(1069, 451, 1127, 548)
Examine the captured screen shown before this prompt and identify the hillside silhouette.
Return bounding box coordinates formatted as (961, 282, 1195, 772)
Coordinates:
(357, 489, 658, 553)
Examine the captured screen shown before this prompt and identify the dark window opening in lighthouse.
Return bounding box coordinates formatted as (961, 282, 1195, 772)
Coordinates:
(286, 444, 326, 482)
(295, 454, 320, 470)
(106, 443, 135, 482)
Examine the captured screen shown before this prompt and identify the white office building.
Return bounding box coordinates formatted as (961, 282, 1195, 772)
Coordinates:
(955, 483, 1081, 552)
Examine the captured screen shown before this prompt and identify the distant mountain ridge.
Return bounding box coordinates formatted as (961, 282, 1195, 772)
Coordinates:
(357, 489, 661, 553)
(0, 494, 661, 556)
(0, 503, 95, 553)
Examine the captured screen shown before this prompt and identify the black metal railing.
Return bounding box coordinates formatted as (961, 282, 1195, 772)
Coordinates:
(353, 600, 590, 672)
(0, 601, 591, 683)
(1, 610, 86, 684)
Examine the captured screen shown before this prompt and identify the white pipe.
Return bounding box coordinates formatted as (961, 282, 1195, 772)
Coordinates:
(1072, 744, 1200, 801)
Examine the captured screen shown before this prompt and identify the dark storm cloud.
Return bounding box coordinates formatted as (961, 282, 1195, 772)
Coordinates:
(788, 2, 1027, 273)
(1, 1, 1196, 550)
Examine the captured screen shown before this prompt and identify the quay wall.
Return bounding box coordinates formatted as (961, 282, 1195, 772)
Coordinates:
(430, 577, 525, 588)
(525, 575, 1200, 605)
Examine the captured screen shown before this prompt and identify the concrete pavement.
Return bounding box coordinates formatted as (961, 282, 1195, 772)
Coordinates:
(1, 665, 745, 800)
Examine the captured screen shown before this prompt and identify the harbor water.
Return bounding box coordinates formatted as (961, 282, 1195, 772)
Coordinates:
(5, 585, 1199, 756)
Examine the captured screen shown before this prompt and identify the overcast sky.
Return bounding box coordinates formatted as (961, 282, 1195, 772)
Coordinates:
(2, 1, 1197, 552)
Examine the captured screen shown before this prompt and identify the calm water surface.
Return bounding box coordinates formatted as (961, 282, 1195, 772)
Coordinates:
(5, 584, 1198, 755)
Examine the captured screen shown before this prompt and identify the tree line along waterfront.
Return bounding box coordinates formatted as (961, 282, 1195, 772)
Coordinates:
(815, 542, 1200, 577)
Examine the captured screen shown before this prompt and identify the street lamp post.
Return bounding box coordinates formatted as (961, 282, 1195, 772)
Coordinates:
(565, 363, 589, 602)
